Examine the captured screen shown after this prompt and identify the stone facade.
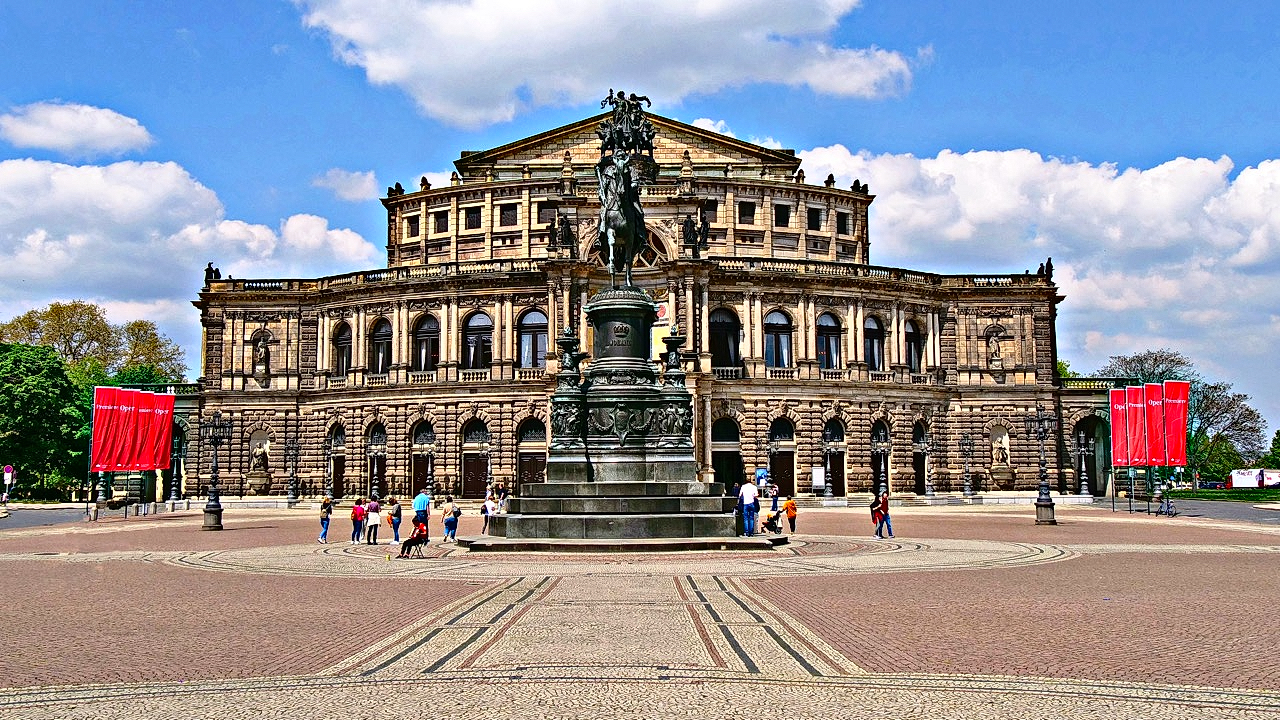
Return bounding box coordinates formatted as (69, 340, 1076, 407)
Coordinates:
(188, 112, 1111, 501)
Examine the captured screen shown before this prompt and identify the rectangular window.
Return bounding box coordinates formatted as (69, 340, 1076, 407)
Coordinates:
(465, 207, 482, 230)
(701, 200, 718, 226)
(499, 203, 518, 227)
(774, 204, 791, 228)
(837, 211, 850, 235)
(537, 202, 557, 224)
(738, 201, 756, 225)
(406, 215, 420, 238)
(434, 210, 449, 233)
(807, 207, 822, 231)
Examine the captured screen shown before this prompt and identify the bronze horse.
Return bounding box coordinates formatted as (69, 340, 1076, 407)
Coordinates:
(595, 153, 645, 287)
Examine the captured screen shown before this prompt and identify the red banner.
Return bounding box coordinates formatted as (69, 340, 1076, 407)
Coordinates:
(90, 387, 123, 472)
(1145, 383, 1167, 466)
(1109, 388, 1129, 466)
(89, 388, 176, 472)
(1163, 380, 1190, 466)
(147, 393, 175, 470)
(1125, 385, 1146, 466)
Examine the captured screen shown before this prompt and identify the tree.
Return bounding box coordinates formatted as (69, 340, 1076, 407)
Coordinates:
(1098, 349, 1264, 475)
(0, 343, 84, 489)
(1057, 359, 1079, 378)
(0, 301, 185, 380)
(1257, 430, 1280, 470)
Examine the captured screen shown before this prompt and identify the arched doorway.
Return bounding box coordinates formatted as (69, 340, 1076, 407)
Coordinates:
(1073, 416, 1110, 496)
(711, 417, 744, 492)
(912, 422, 927, 495)
(410, 421, 436, 497)
(821, 419, 846, 496)
(516, 418, 547, 495)
(768, 418, 796, 497)
(327, 425, 346, 499)
(460, 419, 491, 498)
(870, 420, 890, 494)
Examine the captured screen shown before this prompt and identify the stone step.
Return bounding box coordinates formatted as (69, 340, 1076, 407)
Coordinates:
(490, 513, 737, 540)
(459, 535, 787, 552)
(509, 496, 734, 515)
(521, 481, 724, 498)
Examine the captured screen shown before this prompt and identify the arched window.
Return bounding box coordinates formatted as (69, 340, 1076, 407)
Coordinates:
(816, 313, 842, 370)
(822, 418, 845, 443)
(709, 308, 741, 368)
(711, 418, 741, 443)
(904, 319, 923, 374)
(367, 421, 387, 448)
(462, 419, 490, 444)
(329, 425, 346, 449)
(412, 315, 440, 372)
(369, 318, 392, 375)
(769, 417, 795, 442)
(411, 421, 436, 447)
(863, 316, 885, 372)
(332, 322, 352, 376)
(461, 312, 493, 370)
(763, 310, 792, 368)
(518, 418, 547, 443)
(516, 310, 548, 369)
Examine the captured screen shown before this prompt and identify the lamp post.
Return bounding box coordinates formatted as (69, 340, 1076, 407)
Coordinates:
(168, 431, 187, 507)
(821, 428, 836, 499)
(199, 411, 232, 531)
(872, 439, 891, 496)
(1023, 403, 1059, 525)
(480, 437, 499, 497)
(283, 431, 301, 507)
(1075, 429, 1095, 497)
(367, 446, 385, 502)
(959, 434, 975, 497)
(322, 436, 334, 500)
(913, 431, 935, 497)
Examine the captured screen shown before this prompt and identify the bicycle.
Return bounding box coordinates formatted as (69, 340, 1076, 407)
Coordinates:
(1155, 496, 1178, 517)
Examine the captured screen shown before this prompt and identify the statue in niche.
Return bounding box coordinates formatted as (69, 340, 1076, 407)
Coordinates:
(251, 441, 270, 472)
(253, 336, 270, 374)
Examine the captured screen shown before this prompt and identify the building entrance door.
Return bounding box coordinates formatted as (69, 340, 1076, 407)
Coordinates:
(711, 451, 744, 492)
(516, 452, 546, 495)
(770, 452, 795, 497)
(411, 454, 431, 495)
(462, 454, 489, 498)
(331, 455, 346, 498)
(913, 451, 927, 495)
(828, 451, 845, 496)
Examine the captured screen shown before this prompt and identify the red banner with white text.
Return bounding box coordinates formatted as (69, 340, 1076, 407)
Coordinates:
(1109, 388, 1130, 466)
(147, 393, 175, 470)
(1144, 382, 1167, 466)
(90, 387, 123, 472)
(89, 388, 176, 472)
(1125, 385, 1146, 466)
(1163, 380, 1190, 466)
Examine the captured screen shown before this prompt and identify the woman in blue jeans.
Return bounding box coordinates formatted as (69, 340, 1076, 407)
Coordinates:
(318, 497, 332, 543)
(442, 495, 459, 542)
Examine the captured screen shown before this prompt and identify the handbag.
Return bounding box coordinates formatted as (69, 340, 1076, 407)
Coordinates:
(452, 506, 462, 518)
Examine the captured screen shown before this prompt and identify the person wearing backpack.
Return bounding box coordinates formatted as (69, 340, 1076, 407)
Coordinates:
(481, 494, 497, 534)
(386, 497, 403, 544)
(442, 495, 460, 542)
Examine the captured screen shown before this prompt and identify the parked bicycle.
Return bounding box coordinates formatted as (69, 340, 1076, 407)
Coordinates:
(1155, 496, 1178, 517)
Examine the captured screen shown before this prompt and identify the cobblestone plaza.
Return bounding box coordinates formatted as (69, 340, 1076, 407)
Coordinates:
(2, 505, 1278, 718)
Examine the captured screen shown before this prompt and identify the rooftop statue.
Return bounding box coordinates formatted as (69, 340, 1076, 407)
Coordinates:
(595, 89, 654, 288)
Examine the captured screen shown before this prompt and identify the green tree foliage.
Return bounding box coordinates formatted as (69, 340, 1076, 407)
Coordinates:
(1255, 430, 1280, 470)
(1056, 359, 1079, 378)
(0, 301, 185, 381)
(1097, 348, 1265, 473)
(0, 343, 84, 489)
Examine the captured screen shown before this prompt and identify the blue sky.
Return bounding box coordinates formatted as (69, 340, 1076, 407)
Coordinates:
(2, 1, 1279, 431)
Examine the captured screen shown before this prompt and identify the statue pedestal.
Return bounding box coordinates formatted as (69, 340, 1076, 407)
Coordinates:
(479, 286, 752, 549)
(246, 470, 273, 496)
(989, 466, 1014, 491)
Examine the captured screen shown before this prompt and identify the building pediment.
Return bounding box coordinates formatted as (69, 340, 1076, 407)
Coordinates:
(454, 112, 801, 176)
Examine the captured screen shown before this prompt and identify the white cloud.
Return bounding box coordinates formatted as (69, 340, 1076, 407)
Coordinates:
(798, 144, 1280, 420)
(296, 0, 917, 128)
(693, 118, 735, 137)
(0, 102, 153, 157)
(312, 167, 377, 201)
(0, 158, 377, 377)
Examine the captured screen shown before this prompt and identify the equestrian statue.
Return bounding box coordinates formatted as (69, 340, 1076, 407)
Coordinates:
(595, 89, 656, 288)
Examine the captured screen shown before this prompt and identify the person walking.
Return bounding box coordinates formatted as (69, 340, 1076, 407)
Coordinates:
(781, 495, 797, 534)
(481, 494, 497, 534)
(442, 495, 460, 542)
(411, 488, 430, 525)
(386, 497, 402, 544)
(738, 480, 759, 537)
(318, 497, 333, 543)
(872, 490, 894, 539)
(365, 497, 382, 545)
(769, 482, 780, 513)
(350, 498, 366, 544)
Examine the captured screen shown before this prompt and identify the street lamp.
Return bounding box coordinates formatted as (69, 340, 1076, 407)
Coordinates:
(821, 428, 837, 499)
(959, 434, 975, 497)
(1023, 403, 1059, 525)
(199, 411, 232, 531)
(1075, 429, 1095, 497)
(283, 428, 301, 507)
(322, 435, 334, 500)
(871, 439, 891, 496)
(168, 430, 187, 506)
(913, 430, 934, 497)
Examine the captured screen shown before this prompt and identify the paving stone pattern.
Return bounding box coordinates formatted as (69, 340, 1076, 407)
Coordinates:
(2, 505, 1279, 718)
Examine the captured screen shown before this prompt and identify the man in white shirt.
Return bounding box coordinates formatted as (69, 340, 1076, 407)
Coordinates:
(738, 481, 759, 537)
